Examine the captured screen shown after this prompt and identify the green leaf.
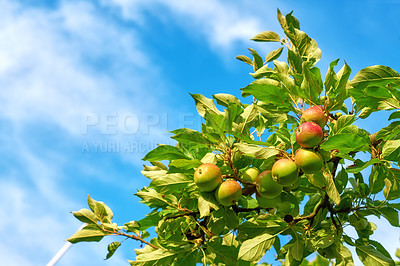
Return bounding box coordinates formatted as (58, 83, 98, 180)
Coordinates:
(323, 171, 341, 205)
(376, 121, 400, 141)
(384, 169, 400, 200)
(87, 195, 113, 224)
(346, 159, 381, 174)
(106, 242, 121, 260)
(190, 93, 222, 118)
(130, 248, 185, 265)
(335, 168, 348, 194)
(380, 207, 400, 227)
(332, 115, 355, 135)
(149, 173, 191, 194)
(136, 211, 162, 230)
(265, 47, 284, 62)
(248, 48, 264, 71)
(251, 31, 281, 42)
(356, 244, 395, 266)
(241, 79, 288, 105)
(349, 65, 400, 90)
(198, 194, 212, 218)
(135, 188, 178, 208)
(171, 128, 214, 147)
(234, 143, 280, 160)
(142, 145, 189, 162)
(335, 242, 355, 266)
(67, 224, 109, 244)
(234, 103, 258, 133)
(320, 133, 368, 153)
(389, 111, 400, 121)
(169, 159, 202, 170)
(213, 93, 241, 107)
(382, 139, 400, 162)
(238, 233, 276, 261)
(236, 55, 253, 66)
(290, 238, 304, 261)
(72, 209, 98, 224)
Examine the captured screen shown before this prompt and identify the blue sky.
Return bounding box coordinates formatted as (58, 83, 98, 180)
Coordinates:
(1, 0, 400, 265)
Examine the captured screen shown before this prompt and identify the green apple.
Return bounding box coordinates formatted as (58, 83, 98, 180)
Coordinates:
(271, 158, 299, 186)
(256, 170, 283, 199)
(295, 121, 323, 148)
(214, 180, 242, 206)
(294, 149, 324, 174)
(241, 167, 259, 183)
(194, 163, 222, 192)
(300, 106, 328, 128)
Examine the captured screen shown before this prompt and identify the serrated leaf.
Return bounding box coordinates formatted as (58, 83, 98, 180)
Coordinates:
(320, 133, 368, 153)
(149, 173, 191, 194)
(350, 65, 400, 90)
(129, 248, 185, 266)
(251, 31, 281, 42)
(171, 128, 214, 147)
(169, 159, 202, 170)
(382, 139, 400, 162)
(236, 55, 253, 66)
(106, 242, 121, 260)
(346, 159, 381, 174)
(388, 111, 400, 121)
(190, 93, 222, 118)
(248, 48, 264, 71)
(67, 224, 109, 244)
(234, 143, 280, 160)
(380, 207, 399, 227)
(242, 79, 288, 105)
(142, 145, 189, 162)
(135, 188, 178, 208)
(323, 171, 341, 205)
(332, 115, 355, 135)
(265, 47, 284, 62)
(356, 244, 395, 266)
(213, 93, 241, 107)
(72, 209, 98, 224)
(335, 242, 355, 266)
(238, 233, 276, 261)
(87, 195, 113, 224)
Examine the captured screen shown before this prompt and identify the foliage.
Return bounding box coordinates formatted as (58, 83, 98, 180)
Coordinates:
(68, 9, 400, 265)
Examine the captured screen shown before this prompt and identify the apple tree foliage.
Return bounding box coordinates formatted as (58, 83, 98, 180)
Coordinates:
(68, 9, 400, 265)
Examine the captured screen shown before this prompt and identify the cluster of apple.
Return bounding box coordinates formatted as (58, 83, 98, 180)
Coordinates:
(193, 106, 328, 207)
(253, 106, 328, 206)
(194, 163, 242, 206)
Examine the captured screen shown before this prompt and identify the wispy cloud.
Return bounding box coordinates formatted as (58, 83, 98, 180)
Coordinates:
(103, 0, 279, 50)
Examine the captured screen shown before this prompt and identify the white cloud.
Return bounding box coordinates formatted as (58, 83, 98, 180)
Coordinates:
(0, 0, 171, 264)
(103, 0, 280, 50)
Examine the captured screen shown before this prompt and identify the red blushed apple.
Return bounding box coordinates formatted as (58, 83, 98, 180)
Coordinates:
(256, 170, 283, 199)
(271, 158, 299, 186)
(300, 106, 328, 128)
(296, 121, 323, 148)
(215, 180, 242, 206)
(294, 148, 324, 174)
(194, 163, 222, 192)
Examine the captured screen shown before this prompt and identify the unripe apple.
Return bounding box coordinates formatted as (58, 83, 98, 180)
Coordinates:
(294, 148, 324, 174)
(256, 170, 283, 199)
(241, 167, 259, 183)
(256, 193, 281, 208)
(295, 121, 323, 148)
(194, 163, 222, 192)
(271, 158, 299, 186)
(214, 180, 242, 206)
(300, 106, 328, 128)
